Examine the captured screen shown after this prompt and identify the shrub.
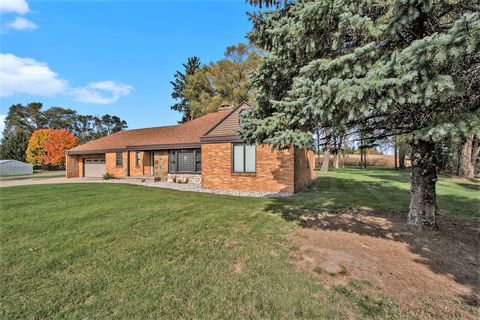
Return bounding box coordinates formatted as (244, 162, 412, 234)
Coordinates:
(102, 173, 114, 180)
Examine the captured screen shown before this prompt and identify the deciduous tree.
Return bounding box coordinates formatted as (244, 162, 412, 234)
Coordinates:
(177, 43, 262, 120)
(43, 130, 78, 167)
(26, 129, 51, 166)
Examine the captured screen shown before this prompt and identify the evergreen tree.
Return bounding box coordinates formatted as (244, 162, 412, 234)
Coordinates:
(170, 56, 202, 122)
(241, 0, 480, 230)
(0, 130, 30, 162)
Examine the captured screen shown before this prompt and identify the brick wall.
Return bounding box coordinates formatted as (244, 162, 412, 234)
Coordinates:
(65, 154, 80, 177)
(294, 148, 315, 192)
(201, 143, 295, 193)
(66, 151, 154, 178)
(106, 152, 127, 177)
(130, 151, 155, 176)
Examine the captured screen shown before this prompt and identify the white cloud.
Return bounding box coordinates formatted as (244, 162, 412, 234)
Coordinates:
(0, 0, 29, 15)
(0, 53, 68, 97)
(0, 53, 133, 104)
(7, 16, 37, 31)
(0, 1, 37, 32)
(71, 81, 134, 104)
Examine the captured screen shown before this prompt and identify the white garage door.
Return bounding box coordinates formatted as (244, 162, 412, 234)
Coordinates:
(84, 158, 106, 177)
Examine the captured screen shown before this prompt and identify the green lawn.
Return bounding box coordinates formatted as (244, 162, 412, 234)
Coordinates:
(1, 168, 478, 319)
(271, 167, 479, 222)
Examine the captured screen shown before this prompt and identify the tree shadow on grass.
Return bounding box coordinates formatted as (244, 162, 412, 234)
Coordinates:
(265, 175, 480, 306)
(455, 182, 480, 191)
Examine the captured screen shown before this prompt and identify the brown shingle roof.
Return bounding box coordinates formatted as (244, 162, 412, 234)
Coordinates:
(68, 110, 231, 154)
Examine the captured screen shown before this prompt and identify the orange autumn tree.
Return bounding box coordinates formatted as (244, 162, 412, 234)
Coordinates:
(43, 129, 78, 166)
(26, 129, 78, 167)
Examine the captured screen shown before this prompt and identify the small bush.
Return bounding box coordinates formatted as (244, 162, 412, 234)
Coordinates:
(102, 173, 114, 180)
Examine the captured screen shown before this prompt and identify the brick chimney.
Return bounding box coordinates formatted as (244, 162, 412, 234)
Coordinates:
(218, 104, 235, 111)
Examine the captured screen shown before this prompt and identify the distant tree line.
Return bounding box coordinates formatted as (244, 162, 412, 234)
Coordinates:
(0, 102, 127, 162)
(170, 43, 263, 122)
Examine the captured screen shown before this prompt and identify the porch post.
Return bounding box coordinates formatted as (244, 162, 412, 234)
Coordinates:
(150, 152, 154, 176)
(127, 150, 130, 176)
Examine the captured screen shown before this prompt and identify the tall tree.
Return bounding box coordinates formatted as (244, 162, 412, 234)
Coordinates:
(170, 56, 202, 122)
(26, 129, 51, 166)
(43, 130, 78, 167)
(43, 107, 78, 131)
(3, 102, 45, 135)
(0, 130, 30, 162)
(181, 43, 262, 120)
(241, 0, 480, 230)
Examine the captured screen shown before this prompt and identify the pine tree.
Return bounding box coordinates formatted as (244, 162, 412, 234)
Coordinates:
(241, 0, 480, 230)
(0, 130, 30, 162)
(170, 56, 202, 123)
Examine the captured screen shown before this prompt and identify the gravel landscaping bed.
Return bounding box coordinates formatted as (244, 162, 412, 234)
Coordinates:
(98, 179, 293, 198)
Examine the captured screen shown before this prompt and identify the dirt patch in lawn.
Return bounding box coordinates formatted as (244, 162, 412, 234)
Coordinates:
(289, 211, 480, 319)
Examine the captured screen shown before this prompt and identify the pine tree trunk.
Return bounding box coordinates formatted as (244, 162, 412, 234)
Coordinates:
(450, 141, 460, 175)
(408, 139, 438, 230)
(321, 149, 330, 173)
(363, 149, 367, 169)
(316, 128, 321, 170)
(458, 135, 475, 178)
(399, 146, 406, 169)
(320, 128, 331, 173)
(333, 153, 339, 169)
(394, 135, 398, 169)
(473, 139, 480, 177)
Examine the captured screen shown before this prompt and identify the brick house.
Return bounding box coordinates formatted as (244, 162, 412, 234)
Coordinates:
(66, 102, 315, 193)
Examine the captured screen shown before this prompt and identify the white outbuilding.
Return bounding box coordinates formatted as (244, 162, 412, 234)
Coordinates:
(0, 160, 34, 176)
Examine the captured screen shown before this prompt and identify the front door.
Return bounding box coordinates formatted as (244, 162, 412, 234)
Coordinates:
(153, 151, 168, 180)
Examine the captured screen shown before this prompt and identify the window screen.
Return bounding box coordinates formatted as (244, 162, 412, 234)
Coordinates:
(233, 144, 255, 173)
(178, 150, 194, 172)
(245, 145, 256, 172)
(169, 150, 177, 172)
(169, 149, 200, 173)
(116, 152, 123, 166)
(195, 150, 202, 172)
(233, 144, 244, 172)
(136, 152, 141, 166)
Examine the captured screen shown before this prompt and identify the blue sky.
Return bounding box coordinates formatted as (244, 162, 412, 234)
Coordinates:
(0, 0, 254, 133)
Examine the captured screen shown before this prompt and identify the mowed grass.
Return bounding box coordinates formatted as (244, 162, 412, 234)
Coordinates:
(269, 167, 479, 222)
(1, 168, 478, 319)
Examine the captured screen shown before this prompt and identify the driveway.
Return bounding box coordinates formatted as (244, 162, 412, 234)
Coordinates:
(0, 171, 101, 187)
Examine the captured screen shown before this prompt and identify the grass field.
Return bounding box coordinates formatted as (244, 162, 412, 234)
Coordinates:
(1, 168, 478, 318)
(275, 168, 479, 222)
